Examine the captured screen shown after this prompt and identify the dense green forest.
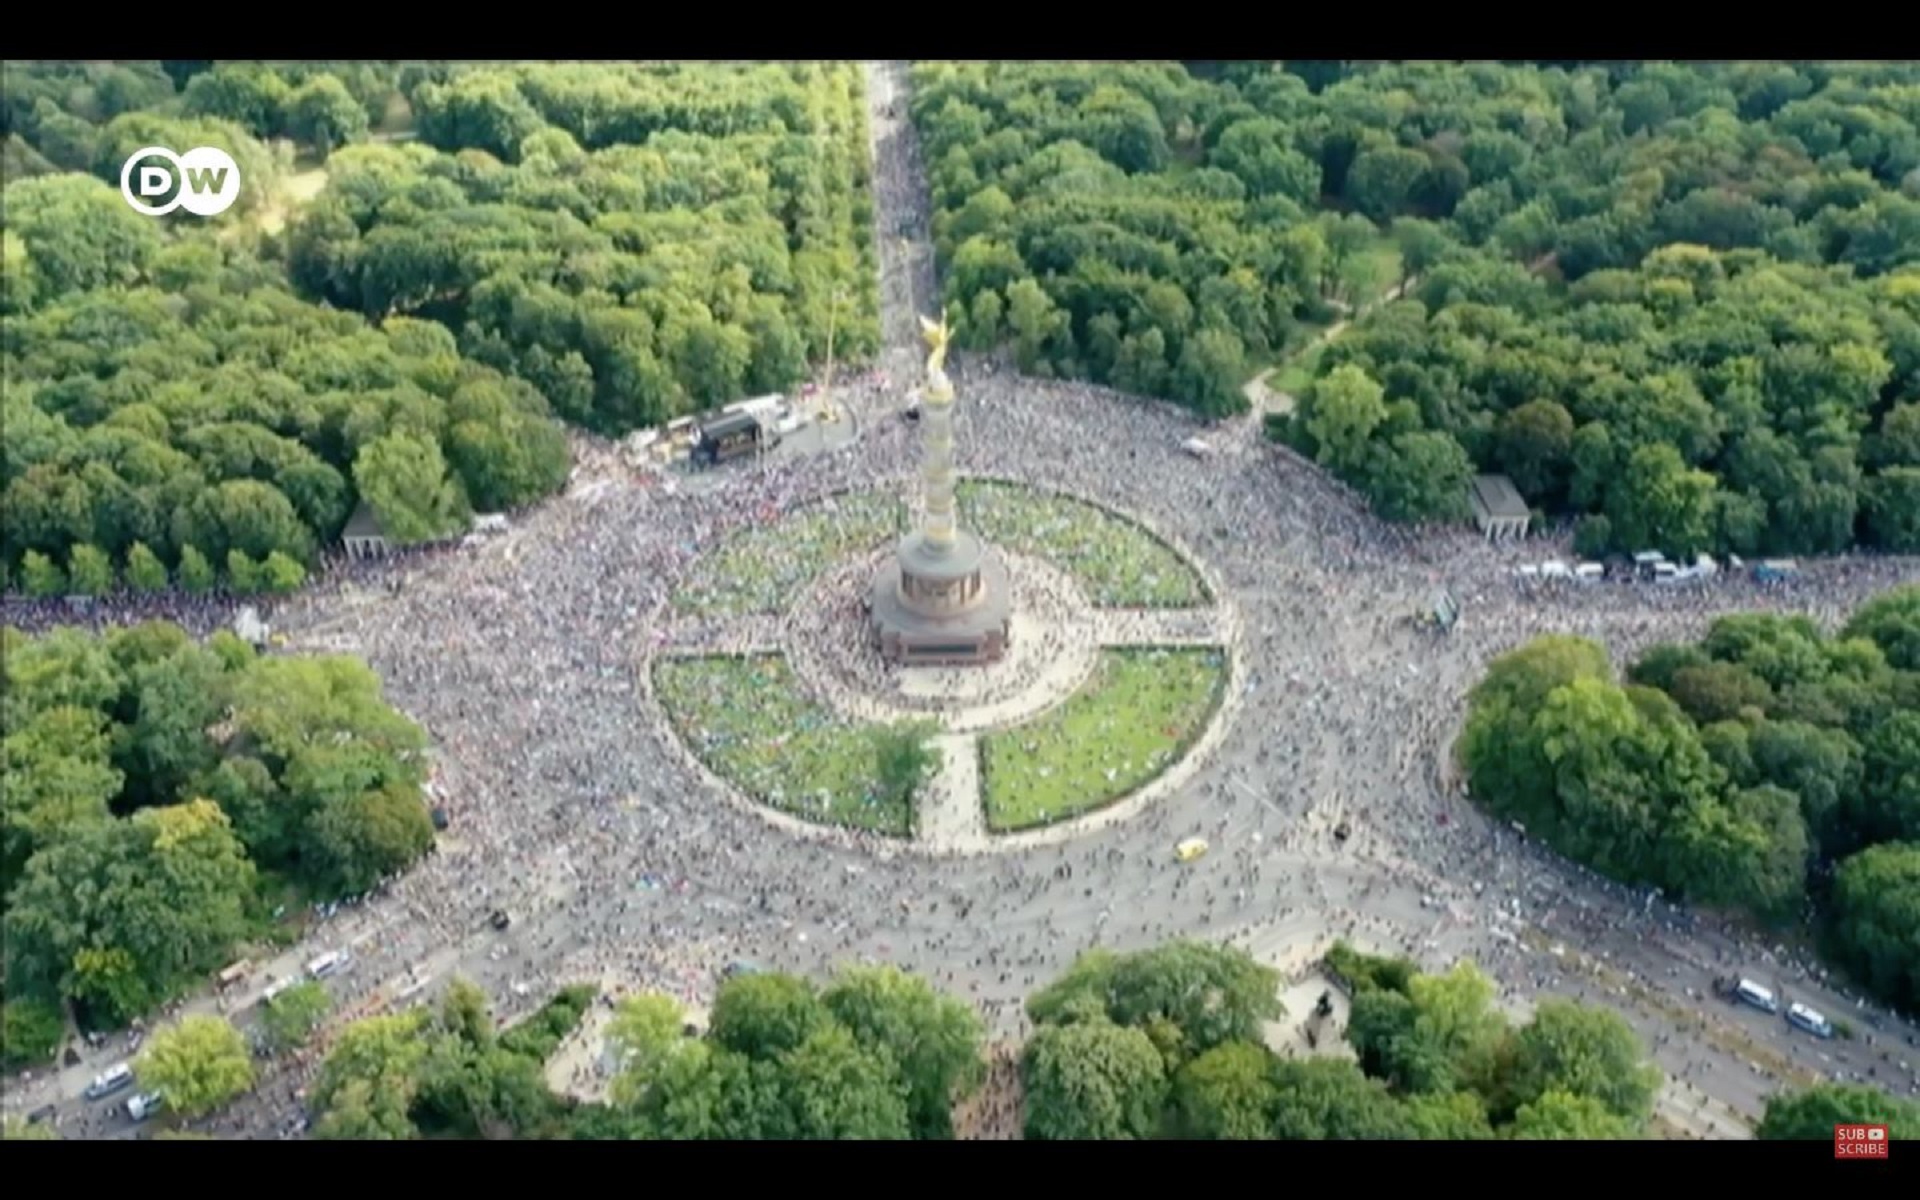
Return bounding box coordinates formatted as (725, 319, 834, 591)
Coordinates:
(911, 61, 1920, 552)
(1459, 584, 1920, 1014)
(1020, 941, 1662, 1140)
(0, 621, 434, 1054)
(290, 942, 1671, 1140)
(0, 60, 877, 592)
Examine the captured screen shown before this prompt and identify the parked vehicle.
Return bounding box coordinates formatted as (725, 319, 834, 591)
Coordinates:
(1732, 978, 1780, 1014)
(84, 1063, 134, 1101)
(306, 950, 347, 980)
(126, 1090, 165, 1122)
(1788, 1002, 1835, 1039)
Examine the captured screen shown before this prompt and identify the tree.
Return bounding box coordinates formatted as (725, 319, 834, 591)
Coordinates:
(124, 542, 168, 593)
(177, 545, 216, 595)
(1860, 713, 1920, 844)
(1367, 430, 1473, 522)
(226, 550, 262, 595)
(871, 725, 937, 834)
(1171, 1040, 1276, 1138)
(1022, 1017, 1166, 1140)
(352, 433, 470, 548)
(1028, 942, 1283, 1070)
(1351, 961, 1507, 1096)
(1, 997, 65, 1069)
(20, 550, 64, 598)
(775, 1024, 912, 1140)
(67, 544, 114, 596)
(137, 1014, 256, 1117)
(1757, 1083, 1920, 1140)
(821, 965, 984, 1139)
(302, 781, 435, 897)
(261, 550, 307, 594)
(1667, 661, 1774, 724)
(1497, 400, 1575, 500)
(709, 973, 832, 1061)
(1845, 585, 1920, 671)
(1173, 327, 1252, 418)
(5, 799, 255, 1025)
(312, 1010, 430, 1139)
(261, 981, 334, 1052)
(1304, 364, 1388, 474)
(1491, 1000, 1659, 1127)
(1346, 146, 1430, 223)
(285, 74, 370, 157)
(1607, 443, 1717, 558)
(1267, 1058, 1414, 1139)
(1827, 842, 1920, 1012)
(607, 992, 693, 1108)
(440, 978, 495, 1049)
(1507, 1089, 1637, 1139)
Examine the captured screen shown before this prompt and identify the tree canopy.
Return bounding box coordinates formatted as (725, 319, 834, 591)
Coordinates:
(1459, 584, 1920, 1012)
(3, 60, 882, 595)
(1026, 940, 1659, 1140)
(905, 61, 1919, 543)
(1, 620, 435, 1028)
(595, 964, 983, 1140)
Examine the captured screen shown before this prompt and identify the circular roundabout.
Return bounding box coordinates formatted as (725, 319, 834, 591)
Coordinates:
(645, 478, 1244, 853)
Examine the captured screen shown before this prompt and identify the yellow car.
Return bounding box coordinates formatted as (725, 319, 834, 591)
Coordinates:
(1175, 838, 1210, 863)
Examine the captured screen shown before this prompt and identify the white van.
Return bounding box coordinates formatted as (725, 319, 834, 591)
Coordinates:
(1540, 560, 1572, 580)
(1181, 437, 1214, 459)
(1734, 978, 1778, 1013)
(1573, 562, 1605, 583)
(84, 1062, 135, 1101)
(126, 1090, 165, 1121)
(1787, 1002, 1834, 1039)
(306, 950, 347, 980)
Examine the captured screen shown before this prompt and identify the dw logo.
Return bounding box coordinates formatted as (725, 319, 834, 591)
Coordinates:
(119, 145, 241, 217)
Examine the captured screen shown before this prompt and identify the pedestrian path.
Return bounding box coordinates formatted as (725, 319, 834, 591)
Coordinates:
(919, 733, 988, 853)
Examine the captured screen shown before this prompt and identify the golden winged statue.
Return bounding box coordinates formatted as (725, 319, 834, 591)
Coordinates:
(919, 309, 950, 382)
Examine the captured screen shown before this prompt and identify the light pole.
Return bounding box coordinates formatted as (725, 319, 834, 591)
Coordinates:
(822, 286, 848, 424)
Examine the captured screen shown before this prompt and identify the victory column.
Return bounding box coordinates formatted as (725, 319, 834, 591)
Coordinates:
(868, 312, 1013, 665)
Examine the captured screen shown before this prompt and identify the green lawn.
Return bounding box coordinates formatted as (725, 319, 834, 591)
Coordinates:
(1348, 235, 1405, 306)
(957, 480, 1209, 608)
(1269, 338, 1331, 399)
(1256, 231, 1406, 389)
(671, 493, 906, 618)
(652, 654, 913, 834)
(980, 647, 1227, 832)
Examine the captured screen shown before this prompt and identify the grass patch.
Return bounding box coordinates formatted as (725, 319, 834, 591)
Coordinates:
(1269, 339, 1332, 398)
(652, 653, 914, 834)
(1350, 236, 1405, 304)
(957, 480, 1208, 608)
(498, 983, 599, 1063)
(980, 646, 1227, 831)
(670, 492, 906, 619)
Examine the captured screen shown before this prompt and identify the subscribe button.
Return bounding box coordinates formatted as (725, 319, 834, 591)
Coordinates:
(1834, 1125, 1889, 1158)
